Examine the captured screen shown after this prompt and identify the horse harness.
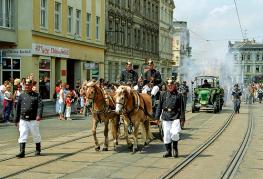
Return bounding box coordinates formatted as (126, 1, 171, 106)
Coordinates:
(87, 86, 115, 123)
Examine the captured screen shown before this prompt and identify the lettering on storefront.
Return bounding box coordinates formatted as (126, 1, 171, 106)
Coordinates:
(32, 43, 69, 58)
(2, 49, 32, 57)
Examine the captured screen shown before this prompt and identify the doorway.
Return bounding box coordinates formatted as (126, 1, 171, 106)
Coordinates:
(67, 59, 75, 89)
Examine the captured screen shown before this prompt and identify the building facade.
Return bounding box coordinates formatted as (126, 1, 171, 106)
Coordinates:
(105, 0, 159, 82)
(172, 21, 191, 81)
(0, 0, 105, 100)
(159, 0, 174, 80)
(228, 40, 263, 84)
(0, 0, 18, 84)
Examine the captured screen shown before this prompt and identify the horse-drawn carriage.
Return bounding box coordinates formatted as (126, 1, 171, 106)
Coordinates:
(82, 80, 163, 153)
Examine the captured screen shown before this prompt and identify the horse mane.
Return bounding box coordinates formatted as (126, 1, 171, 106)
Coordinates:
(116, 85, 131, 95)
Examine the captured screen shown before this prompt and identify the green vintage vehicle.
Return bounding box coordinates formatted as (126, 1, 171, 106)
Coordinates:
(192, 76, 224, 113)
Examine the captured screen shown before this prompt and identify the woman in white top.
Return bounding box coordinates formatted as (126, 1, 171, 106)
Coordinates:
(58, 83, 65, 120)
(3, 85, 13, 123)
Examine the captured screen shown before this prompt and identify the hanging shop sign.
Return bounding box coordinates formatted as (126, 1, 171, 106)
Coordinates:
(32, 43, 69, 58)
(2, 49, 32, 57)
(83, 62, 98, 70)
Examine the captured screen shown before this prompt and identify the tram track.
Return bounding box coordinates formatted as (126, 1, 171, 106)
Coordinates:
(160, 111, 236, 179)
(1, 112, 203, 178)
(221, 112, 254, 179)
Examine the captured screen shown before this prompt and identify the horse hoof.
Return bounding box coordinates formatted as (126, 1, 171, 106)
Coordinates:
(102, 147, 108, 151)
(132, 147, 138, 153)
(95, 146, 100, 151)
(128, 144, 133, 150)
(116, 141, 118, 145)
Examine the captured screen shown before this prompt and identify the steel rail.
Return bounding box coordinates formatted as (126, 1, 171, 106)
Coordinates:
(0, 129, 104, 163)
(160, 111, 235, 179)
(1, 112, 202, 178)
(221, 112, 254, 179)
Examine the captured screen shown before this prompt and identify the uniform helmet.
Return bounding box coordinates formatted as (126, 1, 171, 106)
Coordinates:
(147, 59, 154, 65)
(126, 60, 132, 65)
(25, 79, 33, 85)
(166, 78, 174, 85)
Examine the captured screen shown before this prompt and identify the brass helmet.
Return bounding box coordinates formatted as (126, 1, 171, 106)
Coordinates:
(166, 78, 174, 85)
(126, 60, 132, 66)
(147, 59, 154, 65)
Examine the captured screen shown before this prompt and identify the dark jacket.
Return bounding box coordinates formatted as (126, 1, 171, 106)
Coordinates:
(120, 69, 138, 86)
(155, 91, 182, 121)
(143, 69, 162, 86)
(15, 91, 43, 123)
(232, 89, 242, 100)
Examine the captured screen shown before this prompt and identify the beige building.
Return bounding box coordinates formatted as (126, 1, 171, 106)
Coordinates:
(172, 21, 191, 81)
(0, 0, 105, 100)
(159, 0, 175, 80)
(105, 0, 160, 82)
(228, 40, 263, 84)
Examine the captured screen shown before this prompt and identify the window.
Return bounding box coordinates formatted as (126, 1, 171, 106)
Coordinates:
(247, 65, 250, 73)
(86, 13, 91, 38)
(256, 66, 260, 73)
(40, 0, 48, 28)
(54, 2, 61, 31)
(67, 6, 73, 33)
(96, 16, 100, 40)
(256, 54, 260, 61)
(39, 59, 51, 99)
(2, 57, 20, 82)
(0, 0, 12, 28)
(247, 54, 250, 60)
(76, 9, 81, 36)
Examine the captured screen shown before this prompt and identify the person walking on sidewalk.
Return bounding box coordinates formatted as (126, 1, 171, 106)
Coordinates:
(155, 79, 182, 158)
(15, 79, 43, 158)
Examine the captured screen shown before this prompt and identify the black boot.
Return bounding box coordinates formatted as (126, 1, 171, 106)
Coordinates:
(163, 143, 172, 158)
(172, 141, 178, 158)
(35, 143, 41, 156)
(16, 143, 26, 158)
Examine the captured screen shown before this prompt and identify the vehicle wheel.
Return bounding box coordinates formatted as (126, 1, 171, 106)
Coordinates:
(213, 102, 218, 113)
(192, 104, 195, 113)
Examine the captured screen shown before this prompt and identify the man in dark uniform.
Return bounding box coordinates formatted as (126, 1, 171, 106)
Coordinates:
(143, 59, 162, 86)
(155, 79, 182, 158)
(15, 79, 43, 158)
(232, 84, 242, 114)
(120, 61, 138, 86)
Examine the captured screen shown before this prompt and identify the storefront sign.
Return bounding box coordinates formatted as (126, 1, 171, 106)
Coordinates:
(2, 49, 32, 57)
(84, 62, 98, 70)
(32, 43, 69, 58)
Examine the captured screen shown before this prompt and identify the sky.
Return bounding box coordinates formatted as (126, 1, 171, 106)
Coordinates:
(173, 0, 263, 59)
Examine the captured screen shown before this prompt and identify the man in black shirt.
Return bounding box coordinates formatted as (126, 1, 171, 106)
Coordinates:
(15, 79, 43, 158)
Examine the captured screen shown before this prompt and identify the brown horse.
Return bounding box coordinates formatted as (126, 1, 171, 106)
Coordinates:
(115, 85, 153, 152)
(83, 80, 120, 151)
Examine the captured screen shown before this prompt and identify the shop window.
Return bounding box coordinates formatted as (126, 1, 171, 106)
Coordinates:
(39, 59, 51, 99)
(2, 57, 20, 82)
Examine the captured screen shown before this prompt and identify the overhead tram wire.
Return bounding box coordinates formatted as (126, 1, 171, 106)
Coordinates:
(233, 0, 245, 40)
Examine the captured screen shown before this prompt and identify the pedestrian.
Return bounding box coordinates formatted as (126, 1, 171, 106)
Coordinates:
(65, 93, 73, 120)
(232, 84, 242, 114)
(0, 85, 6, 122)
(15, 79, 43, 158)
(58, 83, 66, 120)
(53, 80, 62, 114)
(155, 79, 182, 158)
(3, 85, 13, 124)
(257, 85, 263, 103)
